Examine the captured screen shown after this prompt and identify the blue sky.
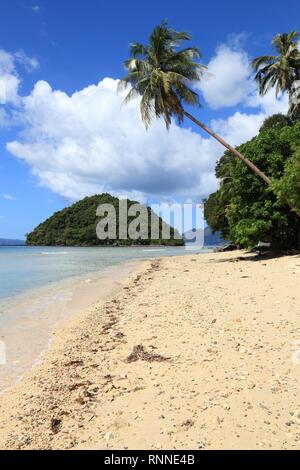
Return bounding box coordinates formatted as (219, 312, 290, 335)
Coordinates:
(0, 0, 299, 239)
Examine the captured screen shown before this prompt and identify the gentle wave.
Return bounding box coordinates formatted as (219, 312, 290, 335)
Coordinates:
(142, 249, 166, 252)
(41, 251, 69, 255)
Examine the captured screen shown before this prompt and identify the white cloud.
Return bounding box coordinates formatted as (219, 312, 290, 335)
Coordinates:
(3, 194, 17, 201)
(197, 39, 289, 117)
(0, 108, 10, 127)
(2, 40, 290, 204)
(7, 78, 221, 201)
(246, 89, 289, 115)
(0, 49, 20, 104)
(0, 48, 39, 119)
(0, 49, 15, 75)
(15, 50, 39, 73)
(197, 44, 255, 109)
(211, 111, 266, 145)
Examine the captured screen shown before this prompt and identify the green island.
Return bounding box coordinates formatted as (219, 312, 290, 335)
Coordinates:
(26, 194, 184, 246)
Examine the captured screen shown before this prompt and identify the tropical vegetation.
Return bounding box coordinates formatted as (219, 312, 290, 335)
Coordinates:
(204, 117, 300, 249)
(121, 25, 300, 249)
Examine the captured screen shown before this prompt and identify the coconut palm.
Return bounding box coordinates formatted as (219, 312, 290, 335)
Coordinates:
(252, 31, 300, 116)
(119, 22, 271, 185)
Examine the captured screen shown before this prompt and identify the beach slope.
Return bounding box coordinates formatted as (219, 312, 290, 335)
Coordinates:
(0, 251, 300, 450)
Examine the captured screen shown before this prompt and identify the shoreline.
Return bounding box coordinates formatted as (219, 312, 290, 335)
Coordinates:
(0, 245, 213, 391)
(0, 259, 141, 392)
(0, 250, 300, 449)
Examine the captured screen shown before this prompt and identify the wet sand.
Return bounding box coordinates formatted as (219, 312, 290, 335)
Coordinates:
(0, 251, 300, 450)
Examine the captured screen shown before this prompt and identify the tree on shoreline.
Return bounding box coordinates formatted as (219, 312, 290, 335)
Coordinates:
(253, 31, 300, 221)
(205, 119, 300, 249)
(119, 22, 271, 186)
(120, 23, 300, 247)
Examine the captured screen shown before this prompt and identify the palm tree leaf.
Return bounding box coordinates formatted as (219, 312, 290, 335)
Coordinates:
(253, 30, 300, 105)
(252, 55, 276, 70)
(129, 42, 148, 58)
(118, 21, 204, 129)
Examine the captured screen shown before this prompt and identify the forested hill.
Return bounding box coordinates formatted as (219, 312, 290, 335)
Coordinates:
(26, 194, 184, 247)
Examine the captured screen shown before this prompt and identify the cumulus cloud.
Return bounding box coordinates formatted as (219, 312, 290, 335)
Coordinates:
(0, 49, 20, 105)
(246, 89, 289, 115)
(0, 108, 10, 127)
(197, 43, 255, 109)
(197, 38, 289, 117)
(0, 48, 39, 107)
(211, 111, 266, 145)
(2, 40, 290, 203)
(7, 78, 220, 200)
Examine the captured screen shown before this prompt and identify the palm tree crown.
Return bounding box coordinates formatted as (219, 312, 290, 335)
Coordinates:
(120, 22, 273, 186)
(119, 22, 206, 128)
(252, 31, 300, 98)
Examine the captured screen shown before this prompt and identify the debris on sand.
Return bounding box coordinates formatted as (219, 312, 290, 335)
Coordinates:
(65, 360, 84, 367)
(50, 418, 62, 434)
(101, 317, 118, 334)
(182, 419, 194, 428)
(126, 344, 171, 363)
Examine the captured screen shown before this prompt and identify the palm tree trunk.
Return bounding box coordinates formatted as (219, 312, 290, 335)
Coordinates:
(183, 110, 271, 185)
(184, 110, 300, 230)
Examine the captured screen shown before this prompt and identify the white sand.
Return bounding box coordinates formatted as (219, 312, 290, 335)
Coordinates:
(0, 251, 299, 450)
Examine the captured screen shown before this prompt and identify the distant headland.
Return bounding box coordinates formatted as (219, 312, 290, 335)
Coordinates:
(0, 239, 25, 246)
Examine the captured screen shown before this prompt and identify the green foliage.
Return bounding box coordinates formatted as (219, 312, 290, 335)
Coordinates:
(271, 151, 300, 213)
(260, 113, 292, 132)
(204, 192, 230, 239)
(26, 194, 184, 247)
(119, 21, 206, 128)
(205, 121, 300, 249)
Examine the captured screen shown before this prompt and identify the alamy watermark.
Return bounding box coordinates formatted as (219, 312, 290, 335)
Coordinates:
(291, 340, 300, 365)
(291, 80, 300, 109)
(0, 341, 6, 366)
(96, 200, 204, 247)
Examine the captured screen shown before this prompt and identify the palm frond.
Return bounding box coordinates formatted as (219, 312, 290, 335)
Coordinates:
(119, 21, 204, 129)
(123, 87, 141, 103)
(253, 30, 300, 107)
(252, 55, 276, 70)
(129, 42, 148, 58)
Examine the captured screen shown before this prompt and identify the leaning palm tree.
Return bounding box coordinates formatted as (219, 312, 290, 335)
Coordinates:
(119, 22, 271, 185)
(252, 31, 300, 117)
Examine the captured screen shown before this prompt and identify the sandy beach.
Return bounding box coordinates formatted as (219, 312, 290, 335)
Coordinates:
(0, 259, 139, 391)
(0, 250, 300, 450)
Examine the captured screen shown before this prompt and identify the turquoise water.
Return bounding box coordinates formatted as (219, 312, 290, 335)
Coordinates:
(0, 245, 211, 300)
